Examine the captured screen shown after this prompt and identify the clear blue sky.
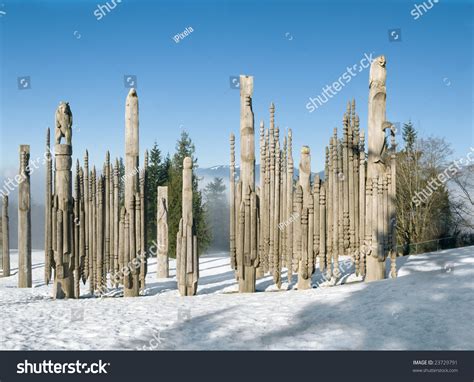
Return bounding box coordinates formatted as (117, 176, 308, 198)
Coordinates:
(0, 0, 472, 177)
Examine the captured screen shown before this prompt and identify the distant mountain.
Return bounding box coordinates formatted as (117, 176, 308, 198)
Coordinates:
(196, 164, 324, 192)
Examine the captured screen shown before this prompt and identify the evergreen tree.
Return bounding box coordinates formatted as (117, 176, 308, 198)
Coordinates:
(203, 177, 229, 251)
(167, 131, 211, 257)
(402, 120, 417, 154)
(145, 142, 162, 250)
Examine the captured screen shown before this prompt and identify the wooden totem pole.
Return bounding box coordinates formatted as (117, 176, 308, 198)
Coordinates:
(176, 157, 198, 296)
(157, 186, 169, 278)
(18, 144, 32, 288)
(366, 55, 396, 282)
(53, 102, 75, 298)
(1, 195, 10, 277)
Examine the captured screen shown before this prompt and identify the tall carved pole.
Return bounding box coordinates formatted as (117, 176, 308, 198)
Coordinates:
(18, 145, 32, 288)
(113, 160, 120, 284)
(45, 128, 53, 284)
(53, 101, 74, 298)
(229, 133, 236, 271)
(1, 196, 10, 277)
(124, 88, 140, 297)
(389, 135, 397, 278)
(176, 157, 198, 296)
(298, 146, 312, 289)
(286, 129, 294, 283)
(257, 121, 265, 279)
(359, 131, 366, 276)
(238, 75, 257, 293)
(157, 186, 169, 278)
(139, 151, 147, 291)
(367, 55, 393, 281)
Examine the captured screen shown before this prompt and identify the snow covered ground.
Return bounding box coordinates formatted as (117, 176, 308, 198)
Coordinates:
(1, 246, 473, 350)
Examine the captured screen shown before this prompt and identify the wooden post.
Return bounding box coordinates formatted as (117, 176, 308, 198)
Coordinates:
(157, 186, 169, 278)
(176, 157, 199, 296)
(18, 145, 32, 288)
(1, 195, 10, 277)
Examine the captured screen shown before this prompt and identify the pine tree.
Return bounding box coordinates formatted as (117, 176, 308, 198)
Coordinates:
(168, 131, 210, 257)
(402, 120, 417, 154)
(145, 142, 162, 249)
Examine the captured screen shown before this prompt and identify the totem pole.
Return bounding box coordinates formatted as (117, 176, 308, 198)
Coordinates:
(1, 195, 10, 277)
(157, 186, 169, 278)
(124, 88, 140, 297)
(53, 101, 74, 298)
(176, 157, 199, 296)
(366, 55, 396, 282)
(18, 144, 32, 288)
(237, 75, 258, 293)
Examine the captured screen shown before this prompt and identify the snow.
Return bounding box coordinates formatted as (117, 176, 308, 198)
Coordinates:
(0, 246, 473, 350)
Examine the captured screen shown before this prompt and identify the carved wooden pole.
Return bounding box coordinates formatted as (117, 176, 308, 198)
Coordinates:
(135, 191, 142, 290)
(90, 167, 96, 293)
(353, 108, 360, 274)
(124, 88, 140, 297)
(366, 55, 389, 281)
(286, 129, 294, 282)
(83, 151, 90, 282)
(343, 110, 350, 258)
(359, 131, 366, 276)
(238, 75, 257, 293)
(176, 157, 198, 296)
(96, 176, 104, 292)
(281, 136, 287, 270)
(18, 145, 32, 288)
(139, 152, 147, 291)
(313, 176, 320, 272)
(79, 167, 85, 287)
(105, 152, 110, 274)
(273, 139, 281, 287)
(331, 136, 339, 280)
(109, 161, 114, 278)
(298, 146, 312, 289)
(257, 121, 265, 279)
(73, 161, 80, 297)
(319, 184, 326, 273)
(390, 135, 397, 278)
(326, 145, 333, 279)
(337, 143, 343, 269)
(229, 133, 236, 271)
(119, 207, 125, 284)
(1, 196, 10, 277)
(53, 135, 74, 298)
(293, 185, 303, 282)
(157, 186, 169, 278)
(263, 130, 270, 274)
(45, 128, 53, 284)
(269, 119, 275, 275)
(113, 160, 120, 282)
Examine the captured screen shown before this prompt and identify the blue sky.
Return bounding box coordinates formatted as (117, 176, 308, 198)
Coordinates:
(0, 0, 472, 176)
